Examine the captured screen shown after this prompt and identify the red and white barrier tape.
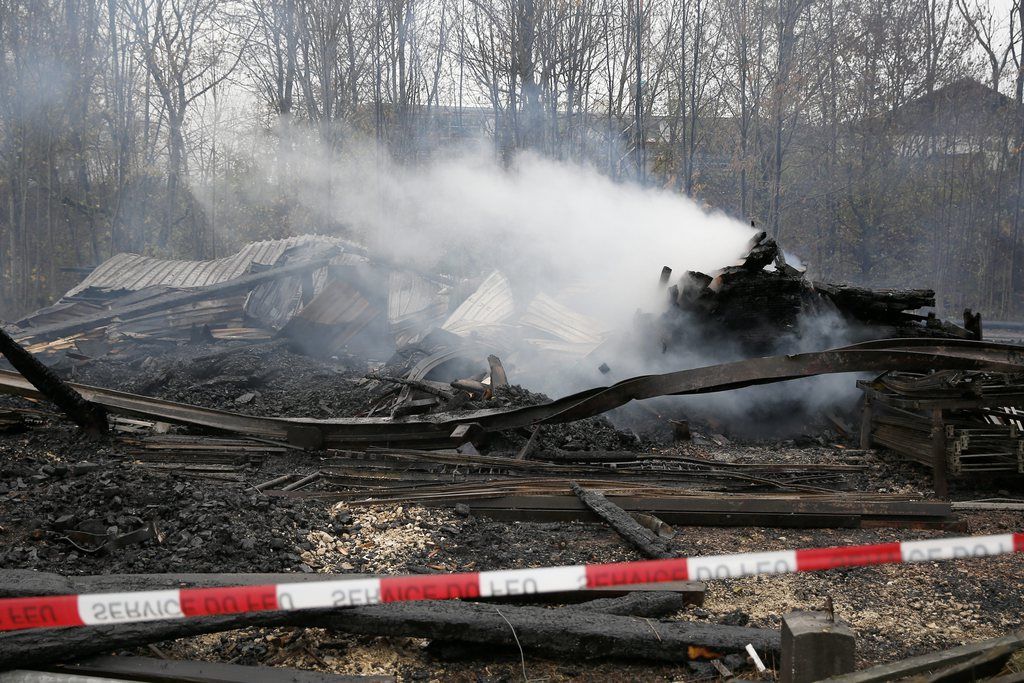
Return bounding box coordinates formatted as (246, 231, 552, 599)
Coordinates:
(2, 532, 1021, 632)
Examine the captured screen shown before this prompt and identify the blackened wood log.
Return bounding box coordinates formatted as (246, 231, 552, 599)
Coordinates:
(0, 598, 775, 669)
(334, 600, 777, 661)
(814, 283, 935, 322)
(570, 482, 674, 559)
(427, 590, 684, 660)
(0, 325, 107, 436)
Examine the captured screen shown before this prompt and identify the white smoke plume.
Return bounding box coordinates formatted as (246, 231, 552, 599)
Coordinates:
(237, 133, 859, 439)
(276, 137, 756, 330)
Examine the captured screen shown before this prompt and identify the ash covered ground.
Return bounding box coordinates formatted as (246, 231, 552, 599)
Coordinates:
(1, 341, 1023, 681)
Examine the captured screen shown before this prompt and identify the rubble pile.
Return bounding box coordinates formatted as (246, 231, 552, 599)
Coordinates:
(72, 341, 379, 419)
(658, 232, 977, 354)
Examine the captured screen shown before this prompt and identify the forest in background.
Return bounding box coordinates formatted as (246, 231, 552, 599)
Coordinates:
(1, 0, 1024, 320)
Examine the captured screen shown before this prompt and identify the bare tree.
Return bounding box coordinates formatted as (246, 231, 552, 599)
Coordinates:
(126, 0, 247, 250)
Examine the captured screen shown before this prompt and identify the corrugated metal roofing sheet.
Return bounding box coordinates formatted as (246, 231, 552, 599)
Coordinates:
(65, 235, 345, 297)
(442, 271, 515, 336)
(520, 293, 606, 345)
(387, 272, 448, 347)
(282, 279, 381, 354)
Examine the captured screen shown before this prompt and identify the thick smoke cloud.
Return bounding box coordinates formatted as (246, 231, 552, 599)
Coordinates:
(276, 137, 756, 329)
(247, 134, 859, 438)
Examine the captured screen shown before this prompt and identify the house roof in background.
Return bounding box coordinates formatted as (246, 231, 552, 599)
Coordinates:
(885, 78, 1020, 133)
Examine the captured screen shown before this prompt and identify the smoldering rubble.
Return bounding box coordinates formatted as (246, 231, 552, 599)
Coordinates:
(0, 231, 1022, 681)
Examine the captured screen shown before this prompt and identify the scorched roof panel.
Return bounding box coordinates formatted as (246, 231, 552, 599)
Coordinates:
(64, 235, 344, 297)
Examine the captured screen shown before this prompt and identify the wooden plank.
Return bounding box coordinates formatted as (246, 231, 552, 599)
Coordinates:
(822, 632, 1024, 683)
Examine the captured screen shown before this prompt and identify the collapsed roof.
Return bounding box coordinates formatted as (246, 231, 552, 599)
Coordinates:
(7, 236, 609, 372)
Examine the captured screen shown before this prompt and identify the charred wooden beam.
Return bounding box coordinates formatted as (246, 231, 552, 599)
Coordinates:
(332, 600, 778, 661)
(569, 591, 684, 616)
(813, 283, 936, 324)
(365, 373, 456, 402)
(0, 325, 107, 436)
(570, 482, 674, 559)
(451, 379, 488, 398)
(427, 591, 685, 660)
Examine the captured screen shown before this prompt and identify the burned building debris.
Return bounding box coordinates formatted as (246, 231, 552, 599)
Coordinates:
(659, 232, 975, 355)
(0, 233, 1022, 681)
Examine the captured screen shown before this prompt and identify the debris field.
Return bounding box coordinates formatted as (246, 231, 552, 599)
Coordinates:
(0, 232, 1022, 682)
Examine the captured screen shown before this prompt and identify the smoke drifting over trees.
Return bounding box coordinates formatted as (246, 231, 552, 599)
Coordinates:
(1, 0, 1024, 320)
